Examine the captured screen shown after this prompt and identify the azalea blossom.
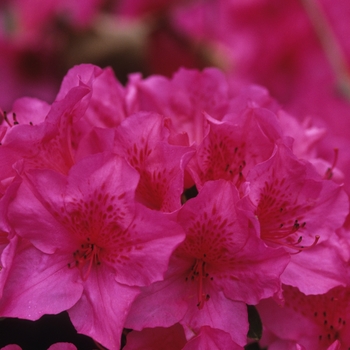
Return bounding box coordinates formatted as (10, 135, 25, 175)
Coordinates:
(0, 153, 185, 350)
(186, 107, 279, 190)
(114, 111, 194, 212)
(125, 180, 289, 346)
(240, 142, 349, 293)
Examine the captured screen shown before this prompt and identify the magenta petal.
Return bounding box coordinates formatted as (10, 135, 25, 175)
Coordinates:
(125, 262, 189, 330)
(114, 204, 185, 286)
(267, 340, 307, 350)
(124, 324, 187, 350)
(8, 170, 76, 254)
(327, 341, 342, 350)
(10, 97, 50, 125)
(258, 285, 350, 349)
(84, 67, 126, 128)
(68, 267, 140, 350)
(114, 112, 194, 212)
(181, 289, 248, 347)
(0, 235, 19, 299)
(216, 235, 290, 304)
(0, 240, 83, 319)
(47, 344, 77, 350)
(281, 241, 348, 294)
(56, 64, 103, 100)
(0, 345, 23, 350)
(183, 326, 244, 350)
(258, 297, 318, 347)
(177, 180, 249, 254)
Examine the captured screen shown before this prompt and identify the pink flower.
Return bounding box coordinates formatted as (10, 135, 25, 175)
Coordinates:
(187, 106, 279, 190)
(0, 79, 91, 178)
(114, 111, 194, 212)
(241, 142, 349, 293)
(125, 180, 289, 346)
(258, 284, 350, 349)
(0, 153, 184, 349)
(0, 64, 126, 187)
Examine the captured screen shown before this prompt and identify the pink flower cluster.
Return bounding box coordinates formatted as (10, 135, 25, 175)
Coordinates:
(0, 64, 349, 350)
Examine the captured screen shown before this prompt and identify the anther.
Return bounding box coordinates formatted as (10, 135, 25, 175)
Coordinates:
(12, 113, 19, 125)
(324, 148, 339, 180)
(2, 111, 12, 127)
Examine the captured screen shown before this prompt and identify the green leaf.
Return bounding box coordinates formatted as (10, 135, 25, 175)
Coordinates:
(247, 304, 262, 340)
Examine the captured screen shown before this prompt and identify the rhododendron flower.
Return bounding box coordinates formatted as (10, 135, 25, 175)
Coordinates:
(0, 82, 91, 179)
(241, 142, 349, 293)
(187, 107, 279, 190)
(258, 285, 350, 349)
(126, 180, 289, 346)
(0, 153, 185, 349)
(114, 111, 194, 212)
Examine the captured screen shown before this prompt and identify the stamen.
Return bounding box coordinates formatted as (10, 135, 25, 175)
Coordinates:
(324, 148, 339, 180)
(266, 234, 320, 253)
(68, 241, 102, 281)
(264, 218, 320, 252)
(186, 258, 211, 309)
(2, 111, 12, 127)
(12, 113, 19, 125)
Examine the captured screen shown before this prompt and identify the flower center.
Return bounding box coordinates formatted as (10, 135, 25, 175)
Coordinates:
(68, 238, 102, 281)
(186, 257, 211, 309)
